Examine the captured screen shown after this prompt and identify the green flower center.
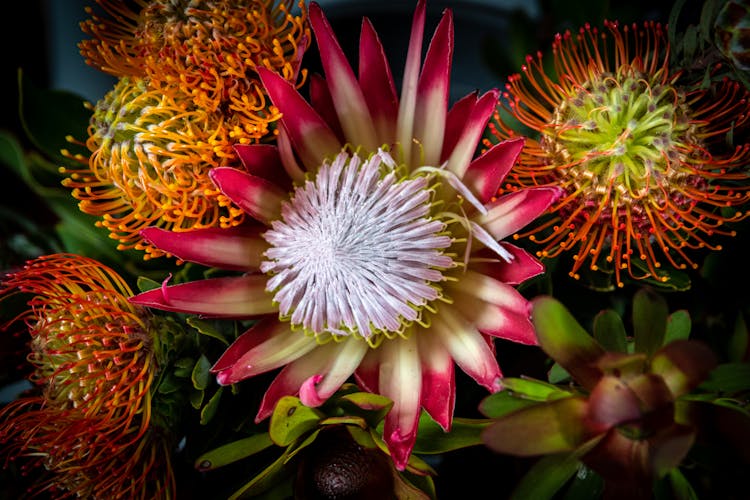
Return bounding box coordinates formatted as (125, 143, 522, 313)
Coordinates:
(543, 69, 697, 215)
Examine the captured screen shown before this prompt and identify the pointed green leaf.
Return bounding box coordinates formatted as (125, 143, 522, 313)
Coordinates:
(228, 447, 295, 500)
(548, 362, 572, 384)
(481, 396, 590, 456)
(157, 372, 181, 394)
(18, 69, 91, 165)
(501, 377, 571, 401)
(200, 387, 224, 425)
(337, 391, 393, 426)
(664, 310, 692, 344)
(269, 396, 323, 447)
(593, 309, 628, 353)
(667, 468, 699, 500)
(697, 362, 750, 393)
(728, 313, 749, 363)
(531, 296, 605, 390)
(412, 414, 489, 454)
(189, 387, 204, 410)
(137, 276, 161, 292)
(282, 428, 321, 464)
(195, 433, 275, 471)
(187, 317, 231, 346)
(633, 287, 668, 357)
(191, 354, 212, 391)
(318, 416, 368, 428)
(509, 454, 582, 500)
(479, 390, 548, 419)
(173, 357, 195, 378)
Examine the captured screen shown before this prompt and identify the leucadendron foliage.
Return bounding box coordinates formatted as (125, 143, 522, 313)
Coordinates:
(480, 288, 750, 499)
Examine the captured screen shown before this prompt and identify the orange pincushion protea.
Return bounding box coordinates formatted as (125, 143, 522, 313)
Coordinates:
(0, 254, 177, 499)
(62, 77, 246, 257)
(485, 20, 750, 288)
(79, 0, 308, 137)
(61, 0, 309, 259)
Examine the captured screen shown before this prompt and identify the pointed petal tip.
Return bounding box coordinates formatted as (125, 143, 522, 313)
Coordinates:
(299, 374, 326, 407)
(386, 426, 418, 471)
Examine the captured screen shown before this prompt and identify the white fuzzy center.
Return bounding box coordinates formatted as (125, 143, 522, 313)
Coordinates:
(261, 149, 454, 338)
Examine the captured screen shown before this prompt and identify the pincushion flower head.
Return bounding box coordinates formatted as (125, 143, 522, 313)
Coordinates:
(78, 0, 308, 137)
(0, 254, 180, 499)
(130, 0, 562, 469)
(61, 0, 309, 259)
(485, 20, 750, 288)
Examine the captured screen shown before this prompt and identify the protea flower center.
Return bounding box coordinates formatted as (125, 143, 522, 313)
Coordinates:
(543, 69, 699, 228)
(261, 149, 457, 342)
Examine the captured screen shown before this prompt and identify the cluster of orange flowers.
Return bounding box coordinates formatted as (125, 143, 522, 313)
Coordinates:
(61, 0, 309, 258)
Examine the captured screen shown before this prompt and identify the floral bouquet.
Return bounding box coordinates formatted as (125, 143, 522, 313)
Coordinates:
(1, 0, 749, 498)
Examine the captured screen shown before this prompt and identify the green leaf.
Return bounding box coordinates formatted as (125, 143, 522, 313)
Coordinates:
(194, 433, 275, 471)
(335, 392, 392, 428)
(548, 362, 572, 384)
(668, 0, 689, 49)
(157, 372, 182, 394)
(698, 362, 750, 393)
(664, 310, 692, 344)
(173, 357, 195, 378)
(560, 465, 603, 499)
(667, 468, 699, 500)
(412, 414, 489, 454)
(200, 387, 223, 425)
(318, 416, 368, 428)
(629, 259, 691, 291)
(593, 309, 628, 353)
(228, 447, 295, 500)
(189, 387, 204, 410)
(269, 396, 323, 447)
(531, 296, 606, 390)
(501, 377, 571, 401)
(0, 131, 26, 177)
(651, 340, 717, 397)
(482, 396, 589, 456)
(187, 317, 231, 346)
(728, 313, 749, 363)
(191, 354, 212, 391)
(18, 69, 91, 165)
(510, 454, 582, 500)
(479, 390, 549, 419)
(633, 288, 668, 357)
(137, 276, 161, 292)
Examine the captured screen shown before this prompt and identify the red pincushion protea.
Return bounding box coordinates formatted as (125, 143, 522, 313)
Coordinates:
(485, 20, 750, 288)
(130, 0, 562, 469)
(0, 254, 176, 499)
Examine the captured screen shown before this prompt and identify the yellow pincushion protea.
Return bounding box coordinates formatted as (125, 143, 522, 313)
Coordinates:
(62, 0, 309, 258)
(62, 77, 246, 257)
(0, 254, 178, 499)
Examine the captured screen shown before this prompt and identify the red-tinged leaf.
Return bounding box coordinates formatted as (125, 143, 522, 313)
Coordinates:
(481, 396, 591, 456)
(651, 340, 717, 398)
(531, 296, 606, 391)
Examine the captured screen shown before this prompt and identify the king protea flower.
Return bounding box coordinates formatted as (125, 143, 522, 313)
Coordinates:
(0, 254, 177, 499)
(61, 0, 309, 258)
(130, 0, 562, 468)
(485, 20, 750, 288)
